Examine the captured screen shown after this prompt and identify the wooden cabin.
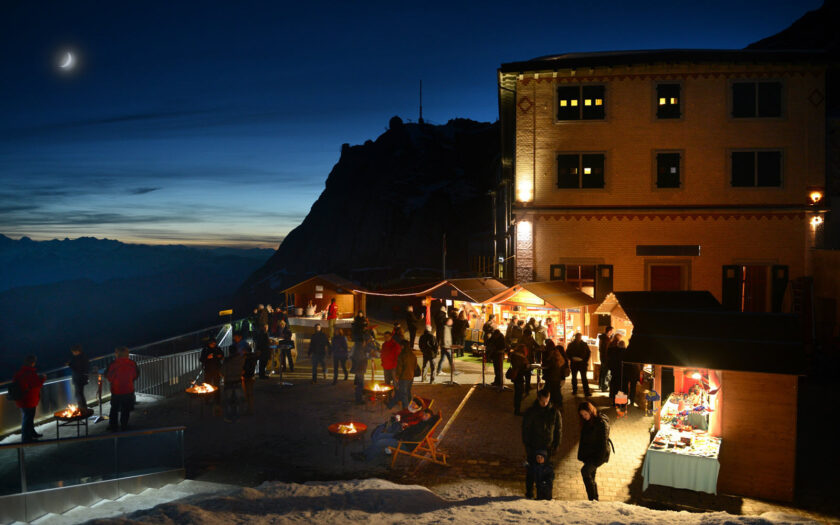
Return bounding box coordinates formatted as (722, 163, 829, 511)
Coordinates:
(602, 291, 803, 502)
(281, 274, 366, 318)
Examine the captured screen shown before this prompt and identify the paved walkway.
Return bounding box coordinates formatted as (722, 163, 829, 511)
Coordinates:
(5, 350, 836, 523)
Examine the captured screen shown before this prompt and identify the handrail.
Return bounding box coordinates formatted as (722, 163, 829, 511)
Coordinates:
(0, 426, 187, 451)
(0, 320, 240, 387)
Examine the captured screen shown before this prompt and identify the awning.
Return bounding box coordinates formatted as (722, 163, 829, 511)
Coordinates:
(489, 280, 599, 310)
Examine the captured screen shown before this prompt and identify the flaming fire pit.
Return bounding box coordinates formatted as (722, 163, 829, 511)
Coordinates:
(186, 383, 219, 416)
(54, 404, 94, 438)
(327, 421, 368, 465)
(362, 382, 394, 412)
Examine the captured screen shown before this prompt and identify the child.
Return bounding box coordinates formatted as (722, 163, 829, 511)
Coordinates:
(531, 450, 555, 500)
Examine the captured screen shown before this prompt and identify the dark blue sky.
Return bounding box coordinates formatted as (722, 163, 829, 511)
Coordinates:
(0, 1, 821, 247)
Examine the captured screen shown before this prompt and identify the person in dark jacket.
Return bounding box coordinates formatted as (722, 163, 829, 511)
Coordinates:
(222, 348, 245, 422)
(418, 326, 438, 383)
(485, 329, 507, 388)
(623, 358, 641, 408)
(521, 387, 562, 499)
(566, 333, 591, 397)
(255, 324, 271, 379)
(405, 305, 419, 350)
(105, 347, 138, 431)
(13, 355, 46, 442)
(199, 339, 224, 404)
(276, 320, 294, 372)
(241, 343, 258, 415)
(351, 312, 368, 345)
(509, 344, 530, 415)
(607, 334, 625, 403)
(453, 311, 468, 357)
(531, 450, 555, 500)
(308, 323, 330, 383)
(541, 340, 566, 409)
(330, 329, 349, 384)
(577, 401, 611, 501)
(353, 332, 374, 404)
(359, 409, 439, 461)
(67, 344, 90, 409)
(434, 306, 448, 347)
(521, 328, 538, 393)
(389, 340, 418, 409)
(257, 304, 269, 331)
(482, 315, 495, 342)
(598, 326, 614, 392)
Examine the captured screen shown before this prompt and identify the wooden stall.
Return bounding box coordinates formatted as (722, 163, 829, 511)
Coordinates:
(281, 274, 366, 318)
(613, 292, 804, 502)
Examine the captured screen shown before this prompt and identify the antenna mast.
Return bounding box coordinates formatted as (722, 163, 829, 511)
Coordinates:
(419, 80, 424, 124)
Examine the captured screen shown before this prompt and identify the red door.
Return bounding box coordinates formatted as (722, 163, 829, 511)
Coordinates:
(650, 265, 684, 291)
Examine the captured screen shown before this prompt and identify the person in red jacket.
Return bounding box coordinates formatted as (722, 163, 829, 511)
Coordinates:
(105, 346, 139, 431)
(13, 355, 46, 443)
(327, 298, 339, 339)
(380, 331, 400, 386)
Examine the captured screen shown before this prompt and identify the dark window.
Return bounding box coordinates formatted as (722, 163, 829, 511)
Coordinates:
(656, 84, 681, 119)
(731, 151, 782, 187)
(636, 245, 700, 256)
(557, 85, 605, 120)
(557, 153, 605, 189)
(732, 82, 782, 118)
(557, 86, 579, 120)
(566, 265, 596, 297)
(656, 153, 681, 188)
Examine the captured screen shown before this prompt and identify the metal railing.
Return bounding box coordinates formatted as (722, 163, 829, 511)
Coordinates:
(0, 322, 236, 438)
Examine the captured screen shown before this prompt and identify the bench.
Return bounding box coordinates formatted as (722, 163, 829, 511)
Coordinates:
(388, 411, 449, 468)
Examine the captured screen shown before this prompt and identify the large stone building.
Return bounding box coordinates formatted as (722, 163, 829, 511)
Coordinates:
(497, 50, 830, 312)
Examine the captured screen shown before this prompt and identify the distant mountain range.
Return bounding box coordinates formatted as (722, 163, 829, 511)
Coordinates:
(0, 236, 272, 374)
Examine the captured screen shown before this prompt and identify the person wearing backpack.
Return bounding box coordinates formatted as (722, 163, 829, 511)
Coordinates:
(105, 347, 139, 431)
(577, 401, 612, 501)
(12, 355, 46, 443)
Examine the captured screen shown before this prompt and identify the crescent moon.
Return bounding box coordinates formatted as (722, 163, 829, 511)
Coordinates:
(59, 52, 74, 69)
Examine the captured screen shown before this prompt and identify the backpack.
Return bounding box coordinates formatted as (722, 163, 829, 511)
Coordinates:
(602, 415, 615, 463)
(6, 380, 23, 402)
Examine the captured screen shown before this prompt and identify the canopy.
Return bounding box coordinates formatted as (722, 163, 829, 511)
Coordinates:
(600, 291, 804, 375)
(489, 280, 599, 310)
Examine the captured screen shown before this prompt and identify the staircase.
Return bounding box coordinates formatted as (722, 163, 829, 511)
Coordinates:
(15, 480, 236, 525)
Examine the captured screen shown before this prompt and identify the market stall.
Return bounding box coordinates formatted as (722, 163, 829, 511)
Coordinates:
(281, 274, 366, 319)
(610, 292, 804, 502)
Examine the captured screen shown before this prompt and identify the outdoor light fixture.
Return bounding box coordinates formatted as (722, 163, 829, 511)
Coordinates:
(516, 220, 533, 243)
(808, 188, 824, 205)
(516, 181, 534, 202)
(810, 215, 824, 228)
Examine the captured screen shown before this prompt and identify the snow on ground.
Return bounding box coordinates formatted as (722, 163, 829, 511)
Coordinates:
(90, 478, 816, 525)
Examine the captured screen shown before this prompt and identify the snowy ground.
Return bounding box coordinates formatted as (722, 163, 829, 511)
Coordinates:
(90, 478, 817, 525)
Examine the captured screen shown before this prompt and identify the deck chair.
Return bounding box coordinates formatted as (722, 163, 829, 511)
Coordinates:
(388, 411, 449, 468)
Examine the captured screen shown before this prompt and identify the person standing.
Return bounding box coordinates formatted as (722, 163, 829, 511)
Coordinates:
(485, 328, 507, 388)
(105, 347, 138, 431)
(434, 306, 448, 347)
(13, 355, 46, 442)
(330, 328, 349, 384)
(534, 320, 547, 349)
(418, 326, 438, 383)
(505, 315, 518, 345)
(482, 314, 496, 343)
(623, 354, 641, 408)
(545, 317, 556, 343)
(257, 304, 269, 331)
(276, 320, 294, 372)
(509, 344, 530, 415)
(67, 344, 90, 409)
(327, 298, 339, 339)
(453, 310, 468, 357)
(566, 333, 592, 397)
(352, 332, 374, 404)
(255, 324, 271, 379)
(222, 346, 245, 422)
(541, 340, 567, 409)
(577, 401, 611, 501)
(405, 305, 419, 350)
(598, 326, 614, 392)
(389, 340, 418, 409)
(199, 338, 224, 405)
(351, 311, 368, 346)
(607, 333, 625, 404)
(521, 387, 562, 499)
(241, 343, 258, 415)
(521, 328, 538, 394)
(380, 331, 400, 386)
(436, 318, 455, 376)
(308, 323, 330, 383)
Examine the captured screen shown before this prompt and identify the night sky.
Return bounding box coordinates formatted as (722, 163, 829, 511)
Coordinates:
(0, 1, 820, 248)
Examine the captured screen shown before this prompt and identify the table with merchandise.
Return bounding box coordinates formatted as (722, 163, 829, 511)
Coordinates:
(641, 426, 722, 494)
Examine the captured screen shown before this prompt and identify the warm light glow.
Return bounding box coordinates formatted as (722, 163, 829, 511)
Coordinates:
(595, 98, 603, 106)
(517, 180, 533, 202)
(809, 190, 824, 204)
(670, 97, 677, 104)
(584, 99, 592, 106)
(692, 372, 702, 380)
(186, 382, 217, 394)
(810, 216, 824, 228)
(584, 167, 592, 175)
(57, 404, 80, 418)
(337, 422, 358, 434)
(368, 383, 392, 392)
(517, 220, 532, 243)
(560, 100, 568, 107)
(659, 98, 666, 105)
(571, 100, 578, 107)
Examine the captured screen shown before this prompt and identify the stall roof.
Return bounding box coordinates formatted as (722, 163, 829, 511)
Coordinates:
(490, 280, 599, 310)
(607, 292, 805, 375)
(281, 274, 367, 295)
(446, 278, 510, 303)
(596, 291, 722, 320)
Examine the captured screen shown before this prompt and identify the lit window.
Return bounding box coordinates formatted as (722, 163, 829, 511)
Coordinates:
(595, 99, 603, 106)
(656, 152, 681, 188)
(584, 167, 591, 174)
(571, 100, 578, 106)
(558, 153, 605, 189)
(584, 99, 592, 106)
(656, 83, 681, 119)
(556, 85, 605, 120)
(560, 100, 568, 107)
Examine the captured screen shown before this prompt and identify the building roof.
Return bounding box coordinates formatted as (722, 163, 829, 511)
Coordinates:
(499, 48, 829, 73)
(445, 278, 510, 303)
(490, 280, 599, 310)
(281, 274, 366, 295)
(598, 291, 805, 375)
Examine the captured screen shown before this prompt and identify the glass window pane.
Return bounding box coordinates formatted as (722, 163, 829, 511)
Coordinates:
(732, 82, 756, 118)
(580, 265, 596, 279)
(731, 152, 755, 186)
(756, 151, 782, 186)
(557, 86, 580, 120)
(582, 86, 605, 119)
(0, 446, 22, 495)
(656, 153, 680, 188)
(24, 439, 117, 491)
(557, 154, 580, 188)
(757, 82, 782, 117)
(656, 84, 681, 119)
(581, 154, 605, 188)
(566, 265, 580, 280)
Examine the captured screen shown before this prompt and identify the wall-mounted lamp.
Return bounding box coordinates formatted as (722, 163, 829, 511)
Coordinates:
(516, 181, 534, 203)
(810, 215, 824, 228)
(808, 188, 824, 205)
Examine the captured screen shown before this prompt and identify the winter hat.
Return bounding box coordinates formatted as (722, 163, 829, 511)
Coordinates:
(535, 450, 548, 459)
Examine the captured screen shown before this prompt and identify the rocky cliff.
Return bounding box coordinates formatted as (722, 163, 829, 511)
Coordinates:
(240, 118, 500, 299)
